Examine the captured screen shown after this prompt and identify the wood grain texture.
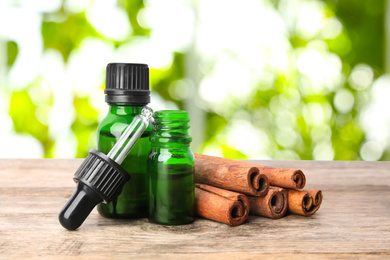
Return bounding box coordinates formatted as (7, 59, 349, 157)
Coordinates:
(1, 159, 390, 259)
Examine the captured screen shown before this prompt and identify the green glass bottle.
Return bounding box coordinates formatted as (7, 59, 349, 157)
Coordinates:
(148, 110, 195, 225)
(96, 63, 151, 218)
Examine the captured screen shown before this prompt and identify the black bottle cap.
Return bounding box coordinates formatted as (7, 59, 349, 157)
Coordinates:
(59, 149, 130, 230)
(105, 63, 150, 105)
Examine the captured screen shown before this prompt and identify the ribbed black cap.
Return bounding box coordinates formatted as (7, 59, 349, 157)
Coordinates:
(73, 149, 130, 203)
(59, 149, 130, 230)
(105, 63, 150, 104)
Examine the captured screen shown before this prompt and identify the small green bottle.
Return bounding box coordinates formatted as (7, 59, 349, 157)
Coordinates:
(148, 110, 195, 225)
(96, 63, 152, 218)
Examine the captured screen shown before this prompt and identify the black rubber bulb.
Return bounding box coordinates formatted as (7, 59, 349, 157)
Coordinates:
(58, 149, 130, 230)
(58, 107, 151, 230)
(59, 182, 103, 230)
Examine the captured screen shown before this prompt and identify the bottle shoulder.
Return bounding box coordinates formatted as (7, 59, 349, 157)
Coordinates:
(149, 149, 194, 165)
(97, 113, 153, 138)
(98, 105, 147, 128)
(99, 112, 135, 127)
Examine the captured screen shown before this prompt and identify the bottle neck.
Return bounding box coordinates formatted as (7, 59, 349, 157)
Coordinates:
(150, 110, 192, 148)
(107, 103, 145, 116)
(150, 120, 192, 145)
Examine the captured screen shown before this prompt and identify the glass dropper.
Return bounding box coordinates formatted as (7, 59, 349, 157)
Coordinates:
(108, 106, 153, 164)
(59, 106, 153, 230)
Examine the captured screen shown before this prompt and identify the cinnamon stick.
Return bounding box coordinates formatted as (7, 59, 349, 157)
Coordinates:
(195, 184, 250, 226)
(288, 189, 323, 216)
(195, 158, 269, 196)
(248, 186, 288, 219)
(195, 153, 306, 189)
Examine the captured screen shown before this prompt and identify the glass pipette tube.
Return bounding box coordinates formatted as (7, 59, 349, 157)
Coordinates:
(59, 106, 153, 230)
(107, 106, 153, 164)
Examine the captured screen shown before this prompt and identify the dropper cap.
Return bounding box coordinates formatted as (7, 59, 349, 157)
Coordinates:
(59, 107, 153, 230)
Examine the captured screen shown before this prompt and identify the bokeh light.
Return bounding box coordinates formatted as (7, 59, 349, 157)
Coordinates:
(0, 0, 389, 161)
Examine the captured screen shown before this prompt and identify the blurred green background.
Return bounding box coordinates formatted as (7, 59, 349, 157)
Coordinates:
(0, 0, 389, 160)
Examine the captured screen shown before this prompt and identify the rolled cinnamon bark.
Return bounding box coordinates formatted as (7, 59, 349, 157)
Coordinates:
(248, 186, 288, 219)
(195, 153, 306, 189)
(195, 184, 250, 226)
(195, 158, 269, 196)
(288, 189, 323, 216)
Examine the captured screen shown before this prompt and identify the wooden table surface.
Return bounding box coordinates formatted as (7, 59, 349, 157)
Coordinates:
(0, 159, 389, 259)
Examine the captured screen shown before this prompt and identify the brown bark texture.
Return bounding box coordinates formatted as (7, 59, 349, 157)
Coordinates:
(287, 189, 323, 216)
(248, 186, 288, 219)
(195, 184, 250, 226)
(195, 153, 306, 189)
(194, 158, 269, 196)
